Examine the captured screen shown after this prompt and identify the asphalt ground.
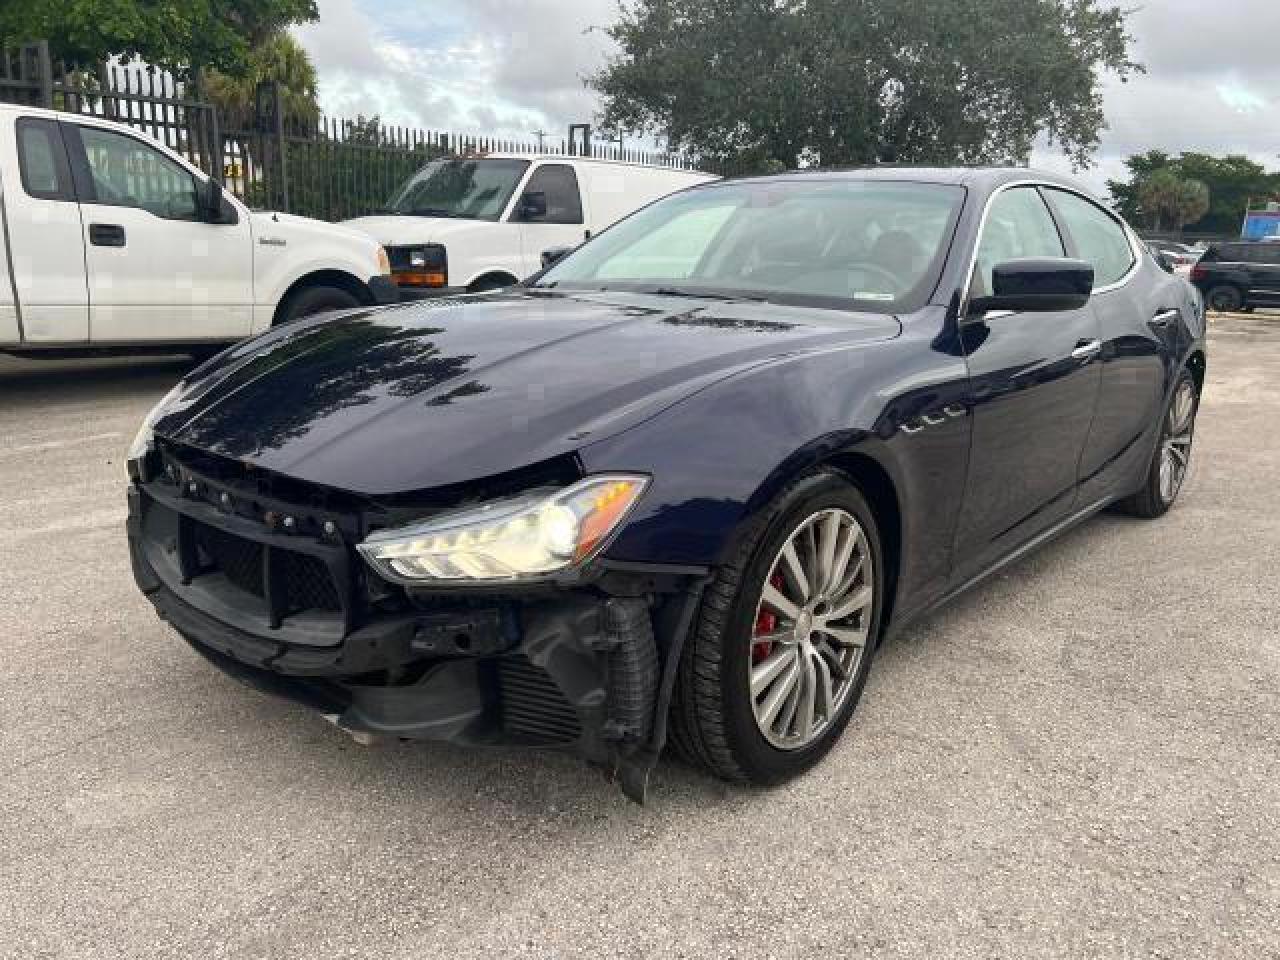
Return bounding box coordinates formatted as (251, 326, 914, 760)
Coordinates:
(1, 313, 1277, 959)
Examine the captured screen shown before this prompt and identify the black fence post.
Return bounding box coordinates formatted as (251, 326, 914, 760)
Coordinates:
(26, 40, 53, 108)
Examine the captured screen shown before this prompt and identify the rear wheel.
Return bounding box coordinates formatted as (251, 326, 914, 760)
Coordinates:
(671, 469, 883, 784)
(1116, 369, 1198, 518)
(277, 285, 362, 325)
(1205, 285, 1243, 312)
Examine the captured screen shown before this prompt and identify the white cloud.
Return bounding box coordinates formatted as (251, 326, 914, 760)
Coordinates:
(297, 0, 1280, 188)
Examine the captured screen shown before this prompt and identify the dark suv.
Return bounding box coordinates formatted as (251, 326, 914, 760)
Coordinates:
(1191, 241, 1280, 311)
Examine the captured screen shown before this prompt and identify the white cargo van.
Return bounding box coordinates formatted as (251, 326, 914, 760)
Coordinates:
(344, 155, 715, 297)
(0, 104, 395, 358)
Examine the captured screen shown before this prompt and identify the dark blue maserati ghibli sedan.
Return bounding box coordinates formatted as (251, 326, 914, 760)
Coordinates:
(126, 168, 1206, 800)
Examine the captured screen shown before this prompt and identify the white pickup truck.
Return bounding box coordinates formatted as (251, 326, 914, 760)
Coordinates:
(0, 104, 395, 358)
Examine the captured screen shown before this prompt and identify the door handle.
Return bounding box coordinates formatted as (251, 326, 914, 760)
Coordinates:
(1151, 308, 1180, 327)
(1071, 339, 1102, 362)
(89, 223, 126, 247)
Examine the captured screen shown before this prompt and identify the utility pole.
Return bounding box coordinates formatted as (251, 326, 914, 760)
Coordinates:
(533, 129, 548, 151)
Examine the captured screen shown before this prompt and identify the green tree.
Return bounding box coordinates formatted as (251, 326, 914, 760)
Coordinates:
(206, 33, 320, 129)
(1109, 152, 1280, 235)
(592, 0, 1140, 174)
(1136, 169, 1210, 232)
(0, 0, 317, 77)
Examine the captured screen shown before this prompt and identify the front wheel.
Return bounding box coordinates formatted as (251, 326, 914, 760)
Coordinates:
(671, 469, 883, 784)
(1116, 370, 1198, 518)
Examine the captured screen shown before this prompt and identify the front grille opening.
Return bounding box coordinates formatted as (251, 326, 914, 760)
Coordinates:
(193, 522, 341, 616)
(497, 657, 582, 745)
(278, 551, 342, 614)
(197, 524, 264, 598)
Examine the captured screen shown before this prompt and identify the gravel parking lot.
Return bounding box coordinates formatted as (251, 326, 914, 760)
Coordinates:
(1, 314, 1277, 960)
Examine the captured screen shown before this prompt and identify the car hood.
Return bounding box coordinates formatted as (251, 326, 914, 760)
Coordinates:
(158, 291, 900, 496)
(250, 211, 381, 253)
(341, 215, 490, 247)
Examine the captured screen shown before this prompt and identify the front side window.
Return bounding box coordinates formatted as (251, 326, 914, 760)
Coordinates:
(971, 187, 1065, 298)
(384, 158, 530, 221)
(535, 179, 965, 312)
(16, 118, 72, 201)
(517, 164, 583, 224)
(74, 125, 198, 220)
(1045, 189, 1135, 287)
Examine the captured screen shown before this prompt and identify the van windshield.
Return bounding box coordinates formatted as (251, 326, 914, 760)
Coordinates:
(533, 179, 965, 312)
(383, 158, 530, 220)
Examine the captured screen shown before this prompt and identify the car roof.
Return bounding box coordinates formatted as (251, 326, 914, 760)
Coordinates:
(699, 165, 1102, 198)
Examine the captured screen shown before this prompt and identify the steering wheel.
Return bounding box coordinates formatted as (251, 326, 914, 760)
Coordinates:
(846, 262, 904, 294)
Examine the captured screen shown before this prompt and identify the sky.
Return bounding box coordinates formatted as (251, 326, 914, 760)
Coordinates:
(293, 0, 1280, 194)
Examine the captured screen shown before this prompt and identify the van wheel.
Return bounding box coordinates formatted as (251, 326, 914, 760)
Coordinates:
(1205, 285, 1243, 312)
(467, 275, 517, 294)
(277, 285, 362, 325)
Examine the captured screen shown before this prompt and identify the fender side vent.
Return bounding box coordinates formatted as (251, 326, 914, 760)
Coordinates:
(497, 657, 581, 745)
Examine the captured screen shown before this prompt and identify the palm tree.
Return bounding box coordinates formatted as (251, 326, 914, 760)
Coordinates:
(1139, 169, 1210, 234)
(205, 32, 319, 131)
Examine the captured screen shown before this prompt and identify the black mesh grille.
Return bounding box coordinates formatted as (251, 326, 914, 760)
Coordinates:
(197, 525, 264, 598)
(498, 657, 581, 745)
(279, 551, 342, 614)
(194, 522, 341, 615)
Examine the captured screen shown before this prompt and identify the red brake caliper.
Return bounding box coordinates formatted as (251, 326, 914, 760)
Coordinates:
(752, 573, 784, 663)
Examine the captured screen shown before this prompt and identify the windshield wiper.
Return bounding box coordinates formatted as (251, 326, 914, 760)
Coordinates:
(645, 286, 767, 303)
(403, 207, 471, 219)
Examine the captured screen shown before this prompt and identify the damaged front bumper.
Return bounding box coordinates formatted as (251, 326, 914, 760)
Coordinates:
(126, 472, 706, 802)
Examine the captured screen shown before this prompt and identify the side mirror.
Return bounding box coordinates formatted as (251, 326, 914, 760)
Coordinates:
(200, 178, 237, 225)
(968, 258, 1094, 317)
(540, 245, 574, 269)
(517, 191, 548, 222)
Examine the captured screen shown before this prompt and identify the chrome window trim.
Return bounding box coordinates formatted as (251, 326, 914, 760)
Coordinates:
(960, 179, 1142, 316)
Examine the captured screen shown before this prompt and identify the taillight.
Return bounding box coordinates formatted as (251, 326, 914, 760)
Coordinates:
(1190, 264, 1207, 282)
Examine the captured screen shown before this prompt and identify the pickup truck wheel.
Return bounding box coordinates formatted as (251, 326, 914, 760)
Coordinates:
(277, 285, 362, 325)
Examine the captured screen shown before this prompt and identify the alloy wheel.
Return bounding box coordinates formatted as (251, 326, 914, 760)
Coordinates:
(1159, 380, 1196, 504)
(748, 508, 874, 750)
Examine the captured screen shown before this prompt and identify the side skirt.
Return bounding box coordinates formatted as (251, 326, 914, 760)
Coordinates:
(884, 494, 1117, 643)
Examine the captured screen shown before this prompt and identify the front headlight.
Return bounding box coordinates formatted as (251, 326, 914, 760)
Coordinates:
(376, 246, 391, 275)
(357, 475, 649, 584)
(390, 244, 447, 288)
(126, 381, 186, 466)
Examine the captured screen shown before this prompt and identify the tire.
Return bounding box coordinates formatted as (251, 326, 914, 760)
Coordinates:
(467, 275, 516, 294)
(1205, 285, 1243, 313)
(1115, 369, 1198, 519)
(670, 468, 884, 784)
(276, 285, 362, 325)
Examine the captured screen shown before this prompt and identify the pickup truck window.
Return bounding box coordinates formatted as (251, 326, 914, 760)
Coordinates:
(70, 125, 199, 221)
(16, 118, 73, 201)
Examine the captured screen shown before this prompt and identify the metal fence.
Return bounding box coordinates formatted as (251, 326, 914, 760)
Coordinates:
(0, 40, 710, 222)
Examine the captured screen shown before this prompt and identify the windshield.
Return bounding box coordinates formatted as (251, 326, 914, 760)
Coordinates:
(535, 178, 965, 311)
(384, 158, 530, 220)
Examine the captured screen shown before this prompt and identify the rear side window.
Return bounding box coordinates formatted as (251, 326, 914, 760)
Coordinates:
(1217, 245, 1250, 263)
(1045, 189, 1136, 287)
(520, 164, 583, 224)
(16, 118, 73, 201)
